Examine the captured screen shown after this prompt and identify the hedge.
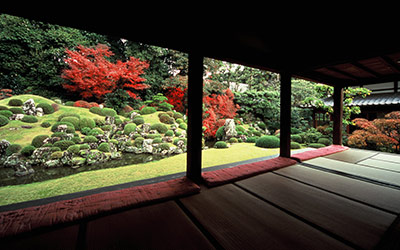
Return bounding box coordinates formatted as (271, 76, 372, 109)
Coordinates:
(255, 135, 280, 148)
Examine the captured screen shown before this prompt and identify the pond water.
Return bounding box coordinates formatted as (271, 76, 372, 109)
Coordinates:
(0, 153, 166, 187)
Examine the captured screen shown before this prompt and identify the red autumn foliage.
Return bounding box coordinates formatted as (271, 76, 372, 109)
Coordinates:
(73, 100, 99, 109)
(203, 89, 239, 138)
(165, 87, 187, 113)
(62, 44, 149, 101)
(348, 112, 400, 152)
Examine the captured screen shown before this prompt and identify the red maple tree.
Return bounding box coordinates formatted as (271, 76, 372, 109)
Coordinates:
(62, 44, 149, 101)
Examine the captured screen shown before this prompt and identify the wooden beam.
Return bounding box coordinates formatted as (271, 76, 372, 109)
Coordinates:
(381, 56, 400, 73)
(186, 52, 204, 183)
(332, 86, 343, 145)
(350, 61, 382, 78)
(326, 67, 358, 81)
(280, 72, 291, 158)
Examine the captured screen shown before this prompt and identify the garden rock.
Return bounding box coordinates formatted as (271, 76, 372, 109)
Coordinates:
(0, 140, 10, 156)
(36, 107, 44, 117)
(143, 139, 153, 153)
(10, 114, 24, 121)
(44, 160, 62, 168)
(22, 99, 37, 116)
(105, 116, 115, 125)
(14, 163, 34, 177)
(57, 125, 68, 133)
(31, 147, 53, 165)
(60, 152, 74, 166)
(124, 146, 136, 153)
(130, 112, 139, 120)
(224, 119, 237, 139)
(141, 123, 151, 133)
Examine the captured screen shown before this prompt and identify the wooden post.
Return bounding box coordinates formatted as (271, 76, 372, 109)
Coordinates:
(186, 52, 204, 182)
(332, 86, 343, 145)
(280, 72, 291, 158)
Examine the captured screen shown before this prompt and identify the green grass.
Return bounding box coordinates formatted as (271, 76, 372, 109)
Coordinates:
(0, 143, 280, 206)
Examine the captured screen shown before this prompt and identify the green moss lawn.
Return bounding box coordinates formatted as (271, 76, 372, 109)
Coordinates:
(0, 143, 280, 206)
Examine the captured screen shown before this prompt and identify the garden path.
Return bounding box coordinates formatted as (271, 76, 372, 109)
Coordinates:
(1, 148, 400, 249)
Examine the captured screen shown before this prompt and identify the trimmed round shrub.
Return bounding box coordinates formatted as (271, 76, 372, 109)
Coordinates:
(317, 138, 331, 146)
(159, 143, 170, 150)
(229, 137, 238, 143)
(124, 123, 137, 135)
(72, 136, 82, 144)
(79, 144, 90, 150)
(32, 135, 50, 148)
(0, 110, 13, 118)
(53, 140, 75, 151)
(246, 136, 259, 143)
(51, 147, 61, 152)
(61, 117, 80, 130)
(89, 106, 102, 115)
(115, 117, 123, 125)
(81, 127, 92, 135)
(173, 112, 183, 119)
(41, 121, 51, 128)
(291, 142, 301, 149)
(176, 118, 184, 124)
(132, 116, 144, 125)
(165, 130, 174, 137)
(21, 145, 35, 156)
(150, 123, 168, 134)
(0, 115, 9, 127)
(89, 127, 104, 136)
(67, 145, 80, 154)
(101, 125, 112, 131)
(214, 141, 228, 149)
(51, 103, 60, 112)
(215, 126, 225, 140)
(79, 117, 95, 129)
(51, 132, 67, 139)
(0, 106, 8, 110)
(57, 112, 80, 122)
(51, 121, 75, 133)
(134, 137, 144, 147)
(64, 101, 75, 106)
(50, 151, 63, 159)
(140, 106, 157, 115)
(37, 103, 54, 114)
(153, 137, 162, 144)
(83, 135, 98, 143)
(101, 108, 117, 117)
(291, 134, 302, 143)
(21, 115, 38, 123)
(9, 107, 23, 114)
(255, 135, 280, 148)
(8, 99, 23, 106)
(6, 144, 22, 156)
(308, 143, 326, 148)
(178, 123, 187, 130)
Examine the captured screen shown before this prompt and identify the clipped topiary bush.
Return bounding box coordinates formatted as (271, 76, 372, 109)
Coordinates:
(132, 116, 144, 125)
(165, 130, 174, 136)
(134, 137, 144, 147)
(150, 123, 168, 134)
(81, 127, 92, 135)
(6, 144, 22, 156)
(246, 136, 259, 143)
(291, 142, 301, 149)
(79, 144, 90, 150)
(89, 106, 102, 115)
(291, 134, 302, 143)
(53, 140, 75, 151)
(61, 117, 80, 130)
(79, 117, 95, 129)
(179, 123, 187, 130)
(21, 145, 36, 156)
(159, 143, 170, 151)
(308, 143, 326, 148)
(0, 115, 9, 127)
(140, 106, 157, 115)
(98, 142, 111, 152)
(317, 138, 331, 146)
(37, 103, 54, 114)
(41, 121, 51, 128)
(83, 135, 98, 143)
(89, 127, 104, 136)
(57, 112, 80, 122)
(229, 137, 238, 143)
(101, 108, 117, 117)
(255, 135, 280, 148)
(64, 101, 75, 106)
(215, 126, 225, 140)
(51, 121, 75, 133)
(50, 151, 63, 159)
(8, 99, 23, 106)
(159, 114, 175, 124)
(21, 115, 38, 123)
(153, 137, 162, 144)
(67, 145, 80, 154)
(32, 135, 50, 148)
(0, 110, 13, 118)
(9, 107, 23, 114)
(173, 112, 183, 119)
(214, 141, 228, 148)
(124, 123, 137, 135)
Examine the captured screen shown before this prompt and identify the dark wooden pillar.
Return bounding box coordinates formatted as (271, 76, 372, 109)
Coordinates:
(280, 72, 291, 158)
(332, 86, 343, 145)
(186, 52, 204, 182)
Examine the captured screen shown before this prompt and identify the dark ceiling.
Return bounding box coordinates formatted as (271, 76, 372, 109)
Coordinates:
(3, 11, 400, 87)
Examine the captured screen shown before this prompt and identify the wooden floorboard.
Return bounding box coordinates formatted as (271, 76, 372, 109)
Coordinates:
(0, 224, 79, 250)
(306, 157, 400, 187)
(237, 173, 396, 250)
(85, 201, 215, 250)
(180, 184, 352, 250)
(358, 158, 400, 173)
(324, 148, 378, 163)
(275, 164, 400, 214)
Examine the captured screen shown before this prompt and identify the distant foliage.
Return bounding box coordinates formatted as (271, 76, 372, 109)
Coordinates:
(62, 44, 150, 101)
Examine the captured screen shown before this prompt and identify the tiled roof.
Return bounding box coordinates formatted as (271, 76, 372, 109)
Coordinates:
(322, 93, 400, 107)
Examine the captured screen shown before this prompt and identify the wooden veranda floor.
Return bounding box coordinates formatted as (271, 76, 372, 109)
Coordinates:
(2, 148, 400, 250)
